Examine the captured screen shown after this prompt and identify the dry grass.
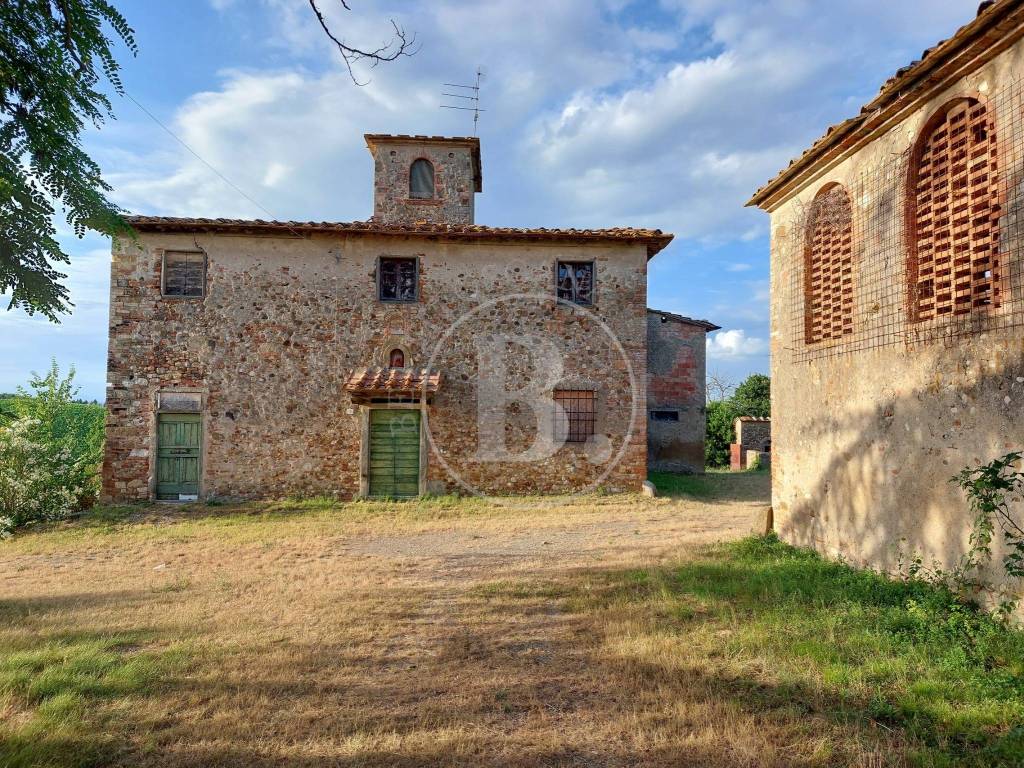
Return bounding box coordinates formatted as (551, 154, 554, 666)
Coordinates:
(3, 473, 1018, 767)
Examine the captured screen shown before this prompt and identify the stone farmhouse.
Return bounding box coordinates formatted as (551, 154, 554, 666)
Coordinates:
(102, 134, 715, 502)
(749, 1, 1024, 584)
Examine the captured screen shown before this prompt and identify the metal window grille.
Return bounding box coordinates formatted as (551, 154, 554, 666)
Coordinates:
(556, 261, 594, 305)
(379, 258, 418, 301)
(162, 251, 205, 297)
(777, 77, 1024, 363)
(910, 98, 1001, 321)
(554, 389, 595, 443)
(804, 185, 854, 344)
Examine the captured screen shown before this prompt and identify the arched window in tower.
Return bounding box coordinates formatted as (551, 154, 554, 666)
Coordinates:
(803, 183, 854, 344)
(409, 159, 435, 199)
(389, 348, 406, 368)
(908, 97, 1001, 322)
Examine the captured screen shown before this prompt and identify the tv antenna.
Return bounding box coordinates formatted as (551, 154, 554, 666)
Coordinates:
(441, 68, 485, 135)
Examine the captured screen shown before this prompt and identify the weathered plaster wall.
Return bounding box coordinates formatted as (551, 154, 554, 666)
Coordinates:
(645, 313, 707, 473)
(767, 40, 1024, 589)
(102, 233, 648, 501)
(369, 139, 476, 225)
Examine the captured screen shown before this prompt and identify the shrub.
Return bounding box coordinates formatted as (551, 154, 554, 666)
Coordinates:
(0, 362, 103, 534)
(705, 399, 736, 468)
(0, 418, 81, 536)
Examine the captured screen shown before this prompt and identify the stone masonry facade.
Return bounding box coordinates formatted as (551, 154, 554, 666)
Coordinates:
(102, 134, 674, 502)
(645, 309, 718, 473)
(366, 135, 481, 226)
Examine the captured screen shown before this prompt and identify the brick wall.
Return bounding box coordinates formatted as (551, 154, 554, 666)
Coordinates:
(645, 311, 709, 473)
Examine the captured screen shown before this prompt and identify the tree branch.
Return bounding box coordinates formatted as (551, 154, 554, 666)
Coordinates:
(307, 0, 417, 86)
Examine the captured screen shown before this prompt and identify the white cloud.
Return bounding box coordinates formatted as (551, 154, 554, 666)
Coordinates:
(707, 329, 768, 360)
(725, 263, 752, 272)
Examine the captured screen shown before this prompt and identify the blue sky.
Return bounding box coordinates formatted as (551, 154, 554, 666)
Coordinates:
(1, 0, 978, 401)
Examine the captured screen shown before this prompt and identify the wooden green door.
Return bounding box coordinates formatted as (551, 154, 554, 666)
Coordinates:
(156, 413, 202, 500)
(368, 410, 421, 498)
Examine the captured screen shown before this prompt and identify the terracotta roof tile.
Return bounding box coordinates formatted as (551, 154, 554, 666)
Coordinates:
(748, 0, 1024, 210)
(344, 367, 442, 397)
(125, 216, 674, 258)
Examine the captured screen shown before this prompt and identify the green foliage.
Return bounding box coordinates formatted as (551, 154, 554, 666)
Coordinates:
(704, 373, 770, 468)
(0, 361, 104, 534)
(731, 373, 771, 418)
(951, 452, 1024, 619)
(704, 399, 736, 468)
(0, 0, 136, 319)
(594, 535, 1024, 765)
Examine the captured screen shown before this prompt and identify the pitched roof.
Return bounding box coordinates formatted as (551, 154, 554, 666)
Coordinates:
(647, 308, 721, 332)
(364, 134, 483, 192)
(748, 0, 1024, 210)
(125, 216, 674, 258)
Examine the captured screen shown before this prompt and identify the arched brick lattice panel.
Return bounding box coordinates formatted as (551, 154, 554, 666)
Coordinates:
(908, 97, 1002, 322)
(803, 184, 854, 344)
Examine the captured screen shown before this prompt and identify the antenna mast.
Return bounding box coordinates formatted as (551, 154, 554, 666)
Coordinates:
(441, 68, 485, 135)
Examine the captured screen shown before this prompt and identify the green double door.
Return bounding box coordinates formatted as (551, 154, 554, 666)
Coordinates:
(368, 409, 421, 498)
(156, 413, 201, 500)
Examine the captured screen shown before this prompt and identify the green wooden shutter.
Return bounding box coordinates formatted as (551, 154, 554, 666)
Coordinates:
(368, 410, 421, 498)
(157, 413, 202, 500)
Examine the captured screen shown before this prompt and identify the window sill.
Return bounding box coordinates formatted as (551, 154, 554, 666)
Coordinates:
(402, 198, 443, 206)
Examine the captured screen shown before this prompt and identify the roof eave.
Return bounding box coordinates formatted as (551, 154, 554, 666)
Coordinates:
(748, 1, 1024, 211)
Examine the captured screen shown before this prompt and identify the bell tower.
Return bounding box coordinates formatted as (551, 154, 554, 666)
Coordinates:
(364, 134, 482, 226)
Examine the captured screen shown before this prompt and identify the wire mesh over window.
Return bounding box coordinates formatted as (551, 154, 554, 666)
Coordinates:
(162, 251, 205, 297)
(379, 258, 417, 302)
(409, 159, 435, 199)
(804, 184, 854, 344)
(554, 389, 596, 443)
(909, 97, 1002, 322)
(556, 261, 594, 305)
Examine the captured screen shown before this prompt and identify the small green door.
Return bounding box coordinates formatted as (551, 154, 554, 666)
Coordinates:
(368, 410, 421, 498)
(156, 413, 202, 500)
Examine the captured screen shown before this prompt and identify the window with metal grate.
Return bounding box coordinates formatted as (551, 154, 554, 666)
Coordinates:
(554, 389, 595, 443)
(803, 184, 854, 344)
(909, 97, 1001, 322)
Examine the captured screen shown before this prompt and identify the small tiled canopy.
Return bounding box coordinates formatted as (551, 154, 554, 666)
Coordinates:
(344, 367, 442, 403)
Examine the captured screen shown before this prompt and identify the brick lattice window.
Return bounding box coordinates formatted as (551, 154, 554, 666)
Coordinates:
(554, 389, 595, 443)
(556, 261, 594, 305)
(909, 97, 1001, 322)
(803, 184, 854, 344)
(162, 251, 206, 297)
(378, 257, 418, 302)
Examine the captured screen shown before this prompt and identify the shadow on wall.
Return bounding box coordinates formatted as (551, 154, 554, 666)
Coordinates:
(780, 353, 1024, 586)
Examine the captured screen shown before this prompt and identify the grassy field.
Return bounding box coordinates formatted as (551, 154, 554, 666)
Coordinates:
(1, 475, 1022, 767)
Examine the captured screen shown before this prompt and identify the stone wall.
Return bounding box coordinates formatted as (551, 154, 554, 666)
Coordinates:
(102, 233, 649, 501)
(765, 38, 1024, 595)
(645, 311, 708, 473)
(367, 137, 478, 226)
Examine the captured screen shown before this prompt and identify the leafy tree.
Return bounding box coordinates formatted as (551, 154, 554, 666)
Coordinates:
(732, 373, 771, 418)
(705, 400, 737, 468)
(703, 373, 770, 468)
(1, 0, 136, 320)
